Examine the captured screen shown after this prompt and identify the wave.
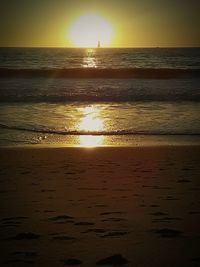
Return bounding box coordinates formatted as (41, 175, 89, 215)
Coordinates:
(0, 123, 199, 136)
(0, 68, 199, 79)
(1, 95, 200, 102)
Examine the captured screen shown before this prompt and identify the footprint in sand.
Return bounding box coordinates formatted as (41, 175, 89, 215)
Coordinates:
(9, 232, 40, 240)
(100, 211, 124, 216)
(152, 228, 183, 238)
(96, 254, 129, 265)
(74, 222, 94, 226)
(82, 228, 107, 234)
(48, 215, 74, 224)
(101, 231, 128, 238)
(177, 179, 191, 183)
(102, 217, 128, 222)
(152, 217, 182, 223)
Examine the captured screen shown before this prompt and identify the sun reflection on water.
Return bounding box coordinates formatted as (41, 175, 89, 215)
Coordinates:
(79, 135, 103, 147)
(83, 49, 97, 68)
(78, 105, 104, 147)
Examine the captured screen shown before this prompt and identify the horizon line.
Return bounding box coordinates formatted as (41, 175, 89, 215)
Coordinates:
(0, 46, 200, 49)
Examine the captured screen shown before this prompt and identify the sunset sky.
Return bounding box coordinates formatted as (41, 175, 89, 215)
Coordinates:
(0, 0, 199, 47)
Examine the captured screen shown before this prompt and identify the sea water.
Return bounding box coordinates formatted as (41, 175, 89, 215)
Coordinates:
(0, 48, 200, 146)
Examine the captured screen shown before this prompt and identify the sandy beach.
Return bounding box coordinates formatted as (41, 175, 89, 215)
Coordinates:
(0, 146, 200, 266)
(1, 0, 200, 265)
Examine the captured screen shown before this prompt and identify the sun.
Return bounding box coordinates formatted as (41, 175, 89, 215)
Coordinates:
(68, 13, 114, 48)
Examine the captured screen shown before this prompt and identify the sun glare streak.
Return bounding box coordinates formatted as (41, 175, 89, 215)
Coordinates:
(78, 106, 104, 147)
(79, 135, 104, 147)
(79, 106, 103, 132)
(83, 49, 97, 68)
(68, 13, 114, 48)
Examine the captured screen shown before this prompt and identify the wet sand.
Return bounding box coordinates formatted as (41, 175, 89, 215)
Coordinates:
(0, 146, 200, 266)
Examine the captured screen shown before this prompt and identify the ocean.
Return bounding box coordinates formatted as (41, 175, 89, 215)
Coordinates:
(0, 47, 200, 146)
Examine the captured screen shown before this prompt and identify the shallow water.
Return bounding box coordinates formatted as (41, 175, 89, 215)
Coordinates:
(0, 48, 199, 146)
(1, 102, 200, 146)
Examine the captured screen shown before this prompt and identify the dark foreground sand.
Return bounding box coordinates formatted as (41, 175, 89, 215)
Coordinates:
(0, 146, 200, 266)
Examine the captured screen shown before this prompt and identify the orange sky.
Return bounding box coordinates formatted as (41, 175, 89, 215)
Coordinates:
(0, 0, 199, 47)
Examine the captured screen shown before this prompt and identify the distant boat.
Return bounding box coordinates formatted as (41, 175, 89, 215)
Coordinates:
(97, 41, 101, 48)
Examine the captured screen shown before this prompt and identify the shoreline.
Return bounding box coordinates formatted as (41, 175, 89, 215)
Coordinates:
(1, 143, 200, 148)
(1, 129, 200, 149)
(0, 141, 200, 150)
